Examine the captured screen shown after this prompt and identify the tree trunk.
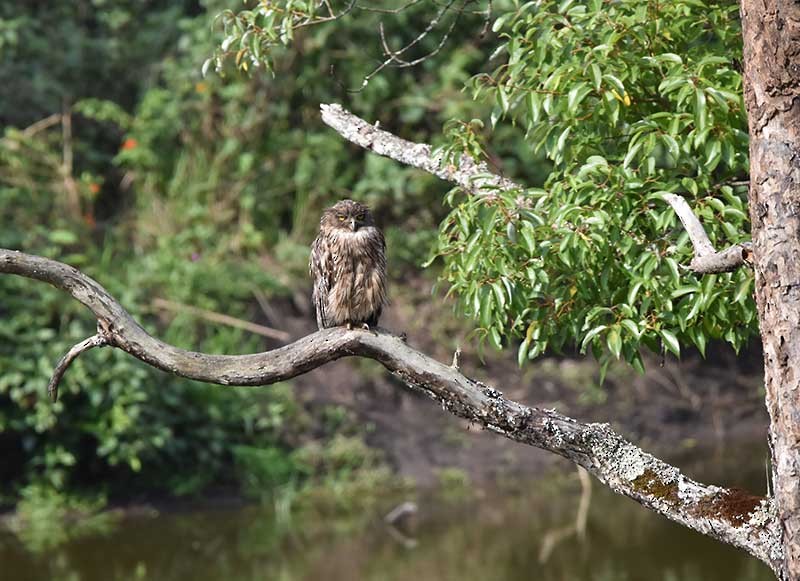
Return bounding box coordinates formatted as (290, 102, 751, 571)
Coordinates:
(741, 1, 800, 578)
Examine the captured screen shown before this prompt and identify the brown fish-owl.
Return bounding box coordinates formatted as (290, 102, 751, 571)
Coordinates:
(309, 200, 387, 330)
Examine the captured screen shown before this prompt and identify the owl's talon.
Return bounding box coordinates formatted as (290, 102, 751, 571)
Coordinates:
(361, 323, 379, 335)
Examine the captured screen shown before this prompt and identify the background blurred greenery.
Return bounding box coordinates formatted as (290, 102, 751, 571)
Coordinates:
(0, 0, 535, 507)
(1, 0, 752, 518)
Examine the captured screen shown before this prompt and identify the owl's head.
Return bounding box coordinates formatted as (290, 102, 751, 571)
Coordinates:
(321, 199, 375, 232)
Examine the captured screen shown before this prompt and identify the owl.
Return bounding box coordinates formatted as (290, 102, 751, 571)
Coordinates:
(309, 199, 387, 330)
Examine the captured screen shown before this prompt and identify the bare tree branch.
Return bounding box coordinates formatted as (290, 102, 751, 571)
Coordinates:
(320, 103, 520, 195)
(0, 248, 783, 572)
(48, 332, 108, 402)
(376, 0, 463, 69)
(347, 0, 461, 91)
(293, 0, 358, 29)
(662, 193, 752, 274)
(357, 0, 424, 14)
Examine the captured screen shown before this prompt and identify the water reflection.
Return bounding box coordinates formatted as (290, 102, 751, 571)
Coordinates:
(0, 444, 775, 581)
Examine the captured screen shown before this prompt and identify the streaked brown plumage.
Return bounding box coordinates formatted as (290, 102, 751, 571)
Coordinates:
(309, 200, 387, 330)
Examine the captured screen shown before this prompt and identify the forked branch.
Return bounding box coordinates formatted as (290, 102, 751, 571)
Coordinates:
(0, 248, 782, 572)
(662, 193, 752, 274)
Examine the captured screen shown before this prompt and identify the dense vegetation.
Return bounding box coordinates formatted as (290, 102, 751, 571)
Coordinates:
(220, 0, 754, 380)
(1, 0, 754, 513)
(0, 0, 510, 505)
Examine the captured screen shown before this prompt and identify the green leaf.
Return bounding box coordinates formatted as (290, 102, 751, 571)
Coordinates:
(489, 327, 503, 350)
(630, 351, 646, 375)
(580, 325, 607, 353)
(492, 13, 511, 32)
(492, 281, 507, 309)
(681, 177, 699, 196)
(658, 52, 683, 65)
(671, 285, 700, 298)
(602, 74, 625, 95)
(660, 329, 681, 357)
(734, 276, 753, 303)
(527, 92, 542, 123)
(623, 141, 643, 169)
(620, 319, 640, 338)
(693, 329, 707, 357)
(567, 83, 591, 113)
(695, 87, 707, 131)
(665, 257, 681, 285)
(555, 127, 571, 156)
(627, 281, 643, 305)
(607, 326, 622, 359)
(662, 134, 680, 159)
(589, 63, 602, 91)
(518, 339, 531, 367)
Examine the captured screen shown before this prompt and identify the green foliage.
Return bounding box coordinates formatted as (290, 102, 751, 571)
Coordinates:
(5, 483, 117, 553)
(291, 434, 404, 516)
(436, 466, 472, 502)
(0, 0, 760, 511)
(215, 0, 757, 373)
(434, 0, 754, 371)
(0, 230, 301, 498)
(234, 433, 404, 526)
(1, 0, 506, 504)
(0, 2, 306, 501)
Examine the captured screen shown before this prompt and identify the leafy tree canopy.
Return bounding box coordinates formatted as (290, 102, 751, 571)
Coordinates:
(218, 0, 754, 377)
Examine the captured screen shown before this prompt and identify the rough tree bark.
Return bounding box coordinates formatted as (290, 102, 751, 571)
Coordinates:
(741, 1, 800, 579)
(0, 249, 785, 571)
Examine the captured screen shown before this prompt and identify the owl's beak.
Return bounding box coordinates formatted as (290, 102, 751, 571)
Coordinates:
(349, 218, 357, 231)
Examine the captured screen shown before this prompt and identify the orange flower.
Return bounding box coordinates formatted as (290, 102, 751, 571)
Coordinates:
(122, 138, 138, 151)
(89, 183, 101, 194)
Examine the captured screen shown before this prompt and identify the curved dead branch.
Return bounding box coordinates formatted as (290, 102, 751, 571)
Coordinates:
(0, 248, 783, 572)
(320, 103, 752, 274)
(662, 193, 753, 274)
(48, 332, 108, 402)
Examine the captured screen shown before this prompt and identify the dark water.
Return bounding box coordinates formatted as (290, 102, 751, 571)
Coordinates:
(0, 445, 775, 581)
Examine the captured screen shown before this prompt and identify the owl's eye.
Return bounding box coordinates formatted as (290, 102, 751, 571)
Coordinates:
(337, 214, 346, 221)
(356, 213, 365, 221)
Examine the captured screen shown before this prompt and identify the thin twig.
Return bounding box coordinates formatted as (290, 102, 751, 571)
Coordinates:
(293, 0, 358, 29)
(391, 8, 461, 69)
(60, 103, 81, 220)
(479, 0, 492, 37)
(350, 0, 459, 91)
(357, 0, 424, 14)
(22, 114, 62, 138)
(152, 298, 291, 341)
(380, 23, 411, 65)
